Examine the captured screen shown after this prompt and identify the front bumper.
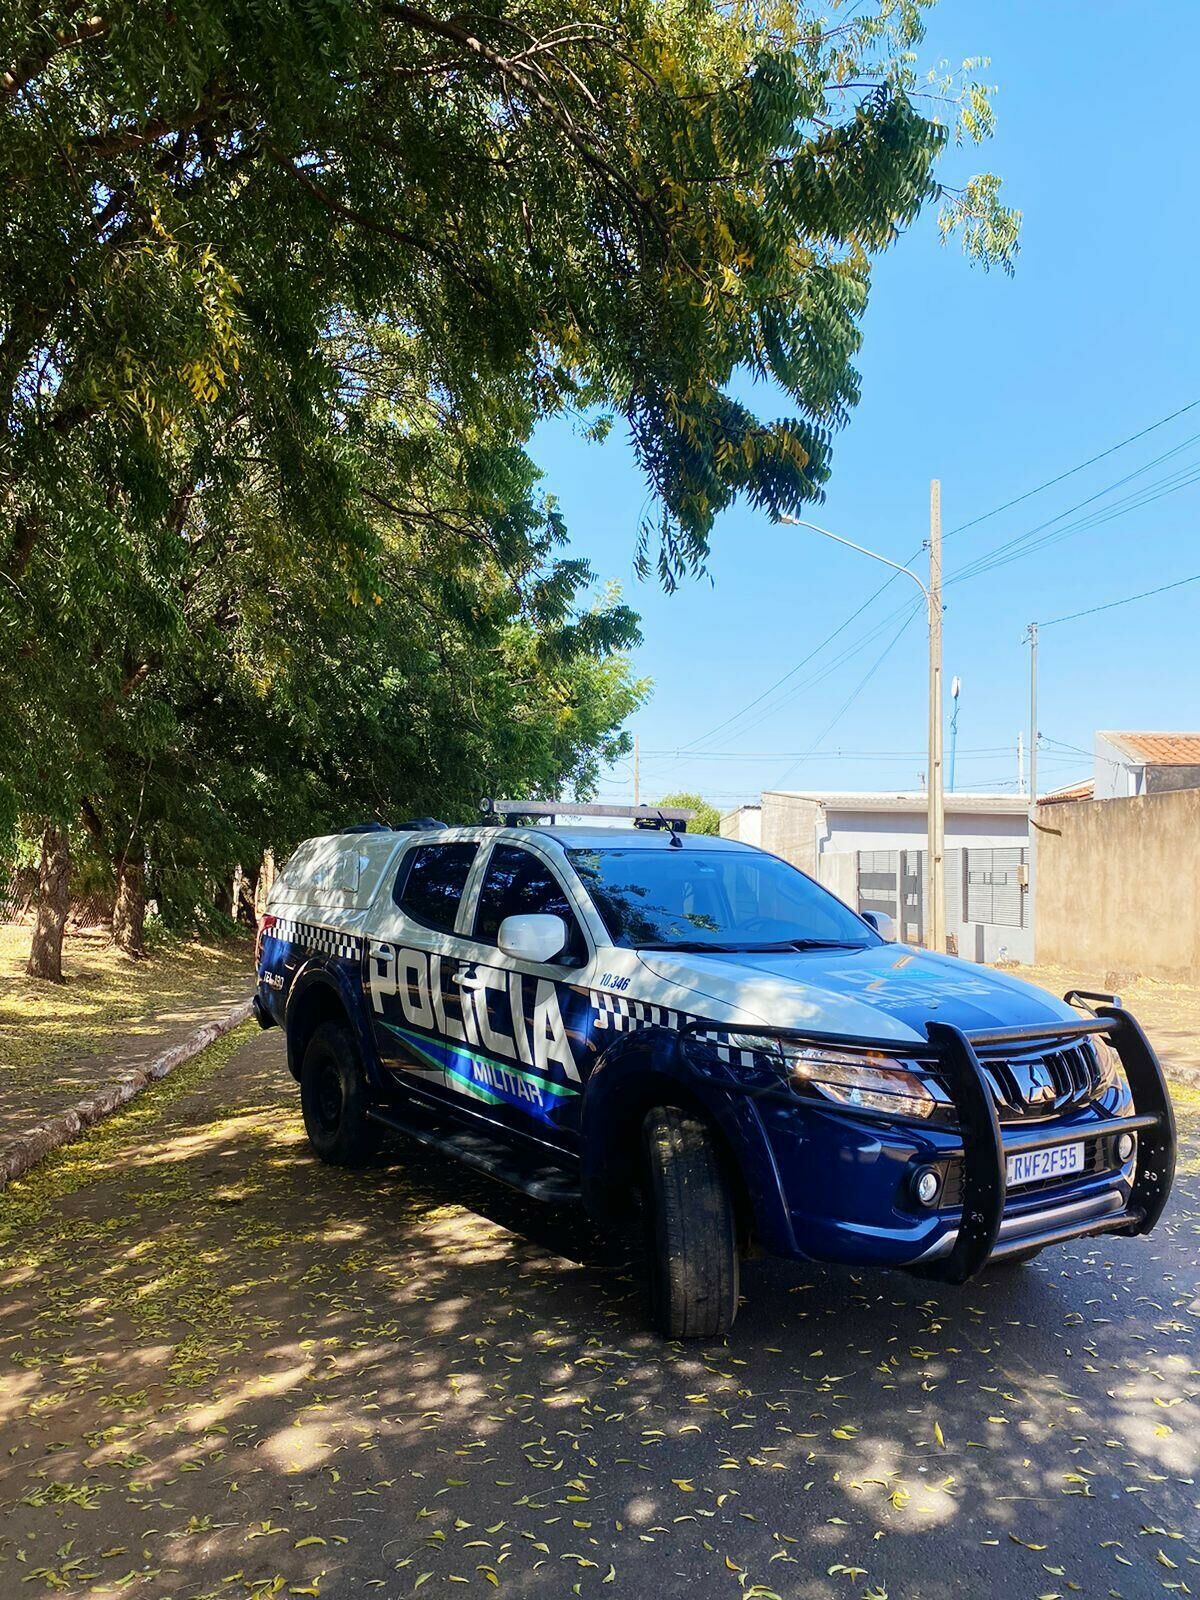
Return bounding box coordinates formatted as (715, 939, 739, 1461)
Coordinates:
(914, 1002, 1175, 1280)
(689, 998, 1177, 1281)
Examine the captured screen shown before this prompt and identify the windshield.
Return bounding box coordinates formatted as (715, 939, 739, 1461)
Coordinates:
(567, 847, 879, 951)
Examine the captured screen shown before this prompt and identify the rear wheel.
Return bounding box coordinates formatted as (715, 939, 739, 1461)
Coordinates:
(643, 1106, 740, 1338)
(301, 1020, 381, 1167)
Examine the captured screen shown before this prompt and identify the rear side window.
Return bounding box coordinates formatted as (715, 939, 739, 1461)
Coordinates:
(394, 843, 478, 933)
(473, 845, 586, 964)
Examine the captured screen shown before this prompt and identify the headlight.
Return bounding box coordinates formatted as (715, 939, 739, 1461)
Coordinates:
(727, 1036, 938, 1120)
(1090, 1035, 1125, 1096)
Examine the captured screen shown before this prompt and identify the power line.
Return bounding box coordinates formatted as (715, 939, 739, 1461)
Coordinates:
(943, 398, 1200, 539)
(772, 608, 921, 787)
(679, 566, 904, 750)
(711, 595, 923, 746)
(679, 400, 1199, 756)
(1038, 570, 1200, 628)
(946, 432, 1200, 586)
(640, 744, 1013, 760)
(1038, 733, 1129, 772)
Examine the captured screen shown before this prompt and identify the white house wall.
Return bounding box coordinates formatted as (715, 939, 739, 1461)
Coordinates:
(1094, 733, 1138, 800)
(821, 808, 1029, 852)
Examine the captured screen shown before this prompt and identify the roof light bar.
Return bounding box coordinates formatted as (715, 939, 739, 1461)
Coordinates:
(480, 800, 693, 832)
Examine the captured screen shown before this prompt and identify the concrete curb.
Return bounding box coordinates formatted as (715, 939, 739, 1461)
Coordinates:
(0, 996, 255, 1193)
(0, 996, 1192, 1195)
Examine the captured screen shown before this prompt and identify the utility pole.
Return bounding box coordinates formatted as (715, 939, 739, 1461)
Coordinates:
(633, 734, 640, 807)
(778, 508, 945, 953)
(1028, 624, 1038, 806)
(926, 481, 945, 953)
(1026, 622, 1039, 946)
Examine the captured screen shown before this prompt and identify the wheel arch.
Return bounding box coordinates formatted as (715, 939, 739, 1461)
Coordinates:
(285, 964, 376, 1085)
(580, 1030, 794, 1256)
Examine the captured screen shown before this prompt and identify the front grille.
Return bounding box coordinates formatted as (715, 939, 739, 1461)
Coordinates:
(974, 1039, 1099, 1121)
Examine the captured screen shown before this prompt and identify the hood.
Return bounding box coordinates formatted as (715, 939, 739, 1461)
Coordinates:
(635, 942, 1078, 1045)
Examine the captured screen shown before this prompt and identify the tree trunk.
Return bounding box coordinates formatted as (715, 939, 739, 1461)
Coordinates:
(255, 848, 276, 918)
(112, 852, 146, 958)
(26, 825, 71, 982)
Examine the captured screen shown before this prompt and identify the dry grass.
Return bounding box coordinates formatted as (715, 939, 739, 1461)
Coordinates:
(0, 924, 252, 1077)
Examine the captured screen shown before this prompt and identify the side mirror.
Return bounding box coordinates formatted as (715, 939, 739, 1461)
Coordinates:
(862, 910, 896, 942)
(497, 913, 567, 964)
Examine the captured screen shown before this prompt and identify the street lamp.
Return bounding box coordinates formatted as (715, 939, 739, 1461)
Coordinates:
(779, 499, 945, 953)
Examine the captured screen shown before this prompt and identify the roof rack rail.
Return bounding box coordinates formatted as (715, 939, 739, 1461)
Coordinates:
(395, 817, 448, 831)
(480, 799, 692, 833)
(341, 821, 392, 834)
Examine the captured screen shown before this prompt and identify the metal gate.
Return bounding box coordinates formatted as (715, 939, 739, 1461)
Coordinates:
(855, 849, 924, 944)
(856, 844, 1029, 958)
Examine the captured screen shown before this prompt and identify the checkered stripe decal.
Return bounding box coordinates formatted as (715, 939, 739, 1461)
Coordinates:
(591, 992, 756, 1066)
(592, 991, 691, 1034)
(269, 917, 363, 962)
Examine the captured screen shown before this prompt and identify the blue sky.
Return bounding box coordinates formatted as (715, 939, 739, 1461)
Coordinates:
(532, 0, 1200, 812)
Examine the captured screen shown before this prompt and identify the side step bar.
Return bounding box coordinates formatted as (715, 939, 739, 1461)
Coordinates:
(366, 1103, 581, 1205)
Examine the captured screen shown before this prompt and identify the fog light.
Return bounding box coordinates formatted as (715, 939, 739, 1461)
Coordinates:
(1116, 1131, 1135, 1163)
(914, 1167, 941, 1207)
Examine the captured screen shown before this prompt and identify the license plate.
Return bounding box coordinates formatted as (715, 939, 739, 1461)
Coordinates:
(1006, 1142, 1083, 1189)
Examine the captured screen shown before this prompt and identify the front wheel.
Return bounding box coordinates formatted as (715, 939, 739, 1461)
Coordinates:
(643, 1106, 740, 1338)
(300, 1020, 381, 1167)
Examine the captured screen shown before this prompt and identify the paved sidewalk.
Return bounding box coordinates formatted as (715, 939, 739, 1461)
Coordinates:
(0, 929, 251, 1151)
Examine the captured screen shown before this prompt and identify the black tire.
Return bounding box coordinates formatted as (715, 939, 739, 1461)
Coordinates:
(643, 1106, 740, 1339)
(300, 1020, 381, 1167)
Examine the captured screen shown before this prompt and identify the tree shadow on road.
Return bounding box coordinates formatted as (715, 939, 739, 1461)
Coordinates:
(0, 1032, 1197, 1599)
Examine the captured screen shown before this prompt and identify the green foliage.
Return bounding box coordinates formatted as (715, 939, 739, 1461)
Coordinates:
(0, 0, 1015, 926)
(657, 792, 723, 836)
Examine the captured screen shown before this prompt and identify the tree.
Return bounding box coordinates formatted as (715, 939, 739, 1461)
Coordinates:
(25, 825, 70, 981)
(2, 0, 1016, 589)
(1, 0, 1017, 973)
(658, 792, 722, 836)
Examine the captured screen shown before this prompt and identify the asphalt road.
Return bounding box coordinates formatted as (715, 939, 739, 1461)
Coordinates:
(1, 1024, 1197, 1600)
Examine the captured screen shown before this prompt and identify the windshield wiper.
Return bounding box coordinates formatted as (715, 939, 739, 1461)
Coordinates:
(784, 938, 870, 951)
(634, 940, 757, 953)
(634, 938, 869, 954)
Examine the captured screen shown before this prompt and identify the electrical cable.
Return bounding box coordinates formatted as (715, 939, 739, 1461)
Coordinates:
(1037, 570, 1200, 628)
(942, 398, 1200, 539)
(772, 606, 922, 787)
(678, 400, 1199, 756)
(946, 435, 1200, 586)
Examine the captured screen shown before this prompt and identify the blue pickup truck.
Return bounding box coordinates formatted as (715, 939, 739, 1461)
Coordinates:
(253, 804, 1176, 1337)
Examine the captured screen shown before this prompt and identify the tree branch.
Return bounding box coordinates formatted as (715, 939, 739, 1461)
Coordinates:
(3, 6, 108, 99)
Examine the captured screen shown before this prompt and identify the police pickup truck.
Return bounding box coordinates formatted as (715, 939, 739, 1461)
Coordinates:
(254, 802, 1176, 1337)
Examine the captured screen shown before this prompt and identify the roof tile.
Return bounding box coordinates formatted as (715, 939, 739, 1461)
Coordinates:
(1100, 731, 1200, 765)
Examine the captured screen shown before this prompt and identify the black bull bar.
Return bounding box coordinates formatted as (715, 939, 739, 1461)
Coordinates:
(921, 995, 1176, 1282)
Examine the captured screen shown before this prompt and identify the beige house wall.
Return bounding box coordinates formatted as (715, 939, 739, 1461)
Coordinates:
(814, 851, 857, 909)
(760, 794, 823, 875)
(1036, 787, 1200, 981)
(719, 805, 762, 847)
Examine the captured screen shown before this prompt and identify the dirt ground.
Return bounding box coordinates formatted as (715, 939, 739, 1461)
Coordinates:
(997, 960, 1200, 1083)
(0, 1022, 1196, 1600)
(0, 927, 252, 1144)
